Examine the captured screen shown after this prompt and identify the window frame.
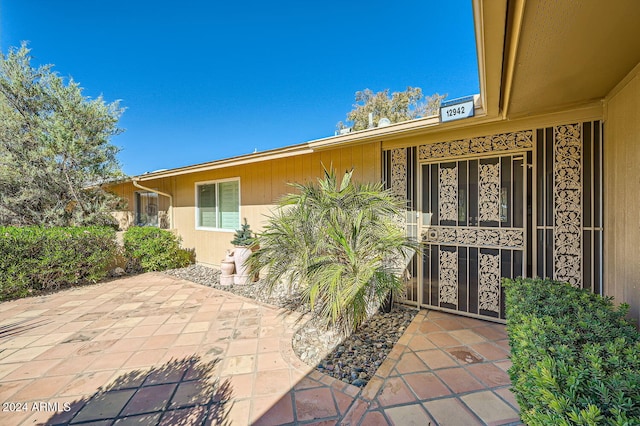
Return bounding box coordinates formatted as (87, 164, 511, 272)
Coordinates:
(134, 191, 159, 227)
(194, 177, 241, 232)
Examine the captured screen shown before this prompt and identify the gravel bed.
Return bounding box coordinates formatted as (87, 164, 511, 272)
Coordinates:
(165, 264, 417, 387)
(165, 264, 308, 311)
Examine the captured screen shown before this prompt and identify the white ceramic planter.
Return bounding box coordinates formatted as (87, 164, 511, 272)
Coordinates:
(233, 246, 252, 285)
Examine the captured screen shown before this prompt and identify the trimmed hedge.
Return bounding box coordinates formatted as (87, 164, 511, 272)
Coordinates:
(0, 226, 117, 300)
(123, 227, 192, 272)
(504, 277, 640, 425)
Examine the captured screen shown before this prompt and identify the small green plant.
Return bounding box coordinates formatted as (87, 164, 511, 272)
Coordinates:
(0, 226, 117, 300)
(123, 227, 193, 272)
(231, 218, 255, 247)
(504, 277, 640, 425)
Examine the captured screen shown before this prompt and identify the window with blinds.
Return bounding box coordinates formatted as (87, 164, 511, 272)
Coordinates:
(196, 179, 240, 230)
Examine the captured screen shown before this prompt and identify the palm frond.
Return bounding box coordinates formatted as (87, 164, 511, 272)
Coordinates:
(247, 164, 419, 335)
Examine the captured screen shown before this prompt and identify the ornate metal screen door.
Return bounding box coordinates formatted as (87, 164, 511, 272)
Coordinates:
(419, 153, 530, 321)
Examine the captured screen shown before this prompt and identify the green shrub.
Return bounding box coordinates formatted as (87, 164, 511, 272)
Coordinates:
(123, 227, 192, 272)
(0, 226, 117, 300)
(504, 277, 640, 425)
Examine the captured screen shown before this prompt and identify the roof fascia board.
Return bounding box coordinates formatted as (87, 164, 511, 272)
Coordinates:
(135, 109, 483, 181)
(501, 0, 526, 119)
(473, 0, 489, 115)
(473, 0, 509, 119)
(381, 100, 603, 150)
(504, 99, 606, 122)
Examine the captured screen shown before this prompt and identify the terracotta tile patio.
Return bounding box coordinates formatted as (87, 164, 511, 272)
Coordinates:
(0, 272, 521, 425)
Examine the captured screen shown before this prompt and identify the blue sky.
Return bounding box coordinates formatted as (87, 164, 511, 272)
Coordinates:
(1, 0, 479, 176)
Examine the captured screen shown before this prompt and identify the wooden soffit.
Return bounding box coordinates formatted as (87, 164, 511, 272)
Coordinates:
(502, 0, 640, 118)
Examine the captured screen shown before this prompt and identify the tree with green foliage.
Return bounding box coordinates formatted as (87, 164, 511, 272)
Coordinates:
(247, 166, 418, 334)
(337, 87, 446, 132)
(0, 43, 125, 227)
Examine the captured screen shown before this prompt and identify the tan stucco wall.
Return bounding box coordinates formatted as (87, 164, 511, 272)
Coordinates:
(604, 63, 640, 326)
(112, 142, 381, 266)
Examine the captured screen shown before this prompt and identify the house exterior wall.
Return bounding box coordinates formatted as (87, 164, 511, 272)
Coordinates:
(111, 142, 381, 266)
(604, 63, 640, 325)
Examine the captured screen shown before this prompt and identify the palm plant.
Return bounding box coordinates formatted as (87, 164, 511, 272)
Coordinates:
(246, 166, 418, 334)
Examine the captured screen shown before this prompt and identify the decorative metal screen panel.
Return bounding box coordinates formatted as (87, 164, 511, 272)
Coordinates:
(422, 226, 524, 249)
(384, 147, 420, 304)
(438, 249, 458, 307)
(438, 166, 458, 222)
(478, 252, 501, 313)
(391, 148, 407, 199)
(553, 124, 582, 288)
(478, 163, 501, 222)
(419, 130, 533, 161)
(535, 121, 602, 293)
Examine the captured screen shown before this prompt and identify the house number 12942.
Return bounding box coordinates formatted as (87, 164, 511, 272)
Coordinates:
(440, 99, 475, 123)
(446, 106, 466, 117)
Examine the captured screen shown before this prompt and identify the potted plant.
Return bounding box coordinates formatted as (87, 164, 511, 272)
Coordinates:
(231, 218, 255, 285)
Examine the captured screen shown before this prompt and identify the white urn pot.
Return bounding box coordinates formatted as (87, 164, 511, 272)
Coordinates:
(220, 260, 235, 276)
(233, 246, 252, 285)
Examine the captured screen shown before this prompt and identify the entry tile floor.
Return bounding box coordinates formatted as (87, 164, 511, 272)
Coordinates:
(339, 310, 521, 426)
(0, 272, 520, 425)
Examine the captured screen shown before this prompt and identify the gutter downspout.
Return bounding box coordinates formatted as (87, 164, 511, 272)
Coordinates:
(132, 179, 174, 230)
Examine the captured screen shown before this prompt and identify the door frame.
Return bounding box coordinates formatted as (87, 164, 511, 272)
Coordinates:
(415, 149, 534, 323)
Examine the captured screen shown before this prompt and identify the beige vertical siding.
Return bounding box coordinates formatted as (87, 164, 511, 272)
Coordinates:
(604, 65, 640, 325)
(110, 142, 381, 266)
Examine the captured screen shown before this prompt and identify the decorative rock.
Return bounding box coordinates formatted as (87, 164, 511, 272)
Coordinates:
(112, 267, 126, 277)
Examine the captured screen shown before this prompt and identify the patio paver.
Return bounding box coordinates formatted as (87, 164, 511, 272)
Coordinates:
(340, 309, 522, 426)
(0, 272, 521, 425)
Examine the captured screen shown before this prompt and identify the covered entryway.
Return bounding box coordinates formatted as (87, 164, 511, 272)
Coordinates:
(384, 122, 603, 323)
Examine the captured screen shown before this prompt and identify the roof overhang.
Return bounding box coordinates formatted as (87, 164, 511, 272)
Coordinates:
(502, 0, 640, 118)
(473, 0, 509, 119)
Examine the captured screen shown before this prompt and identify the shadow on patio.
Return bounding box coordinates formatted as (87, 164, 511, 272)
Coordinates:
(46, 355, 232, 425)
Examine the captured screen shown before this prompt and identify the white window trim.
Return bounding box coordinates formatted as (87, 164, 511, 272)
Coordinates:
(195, 177, 241, 232)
